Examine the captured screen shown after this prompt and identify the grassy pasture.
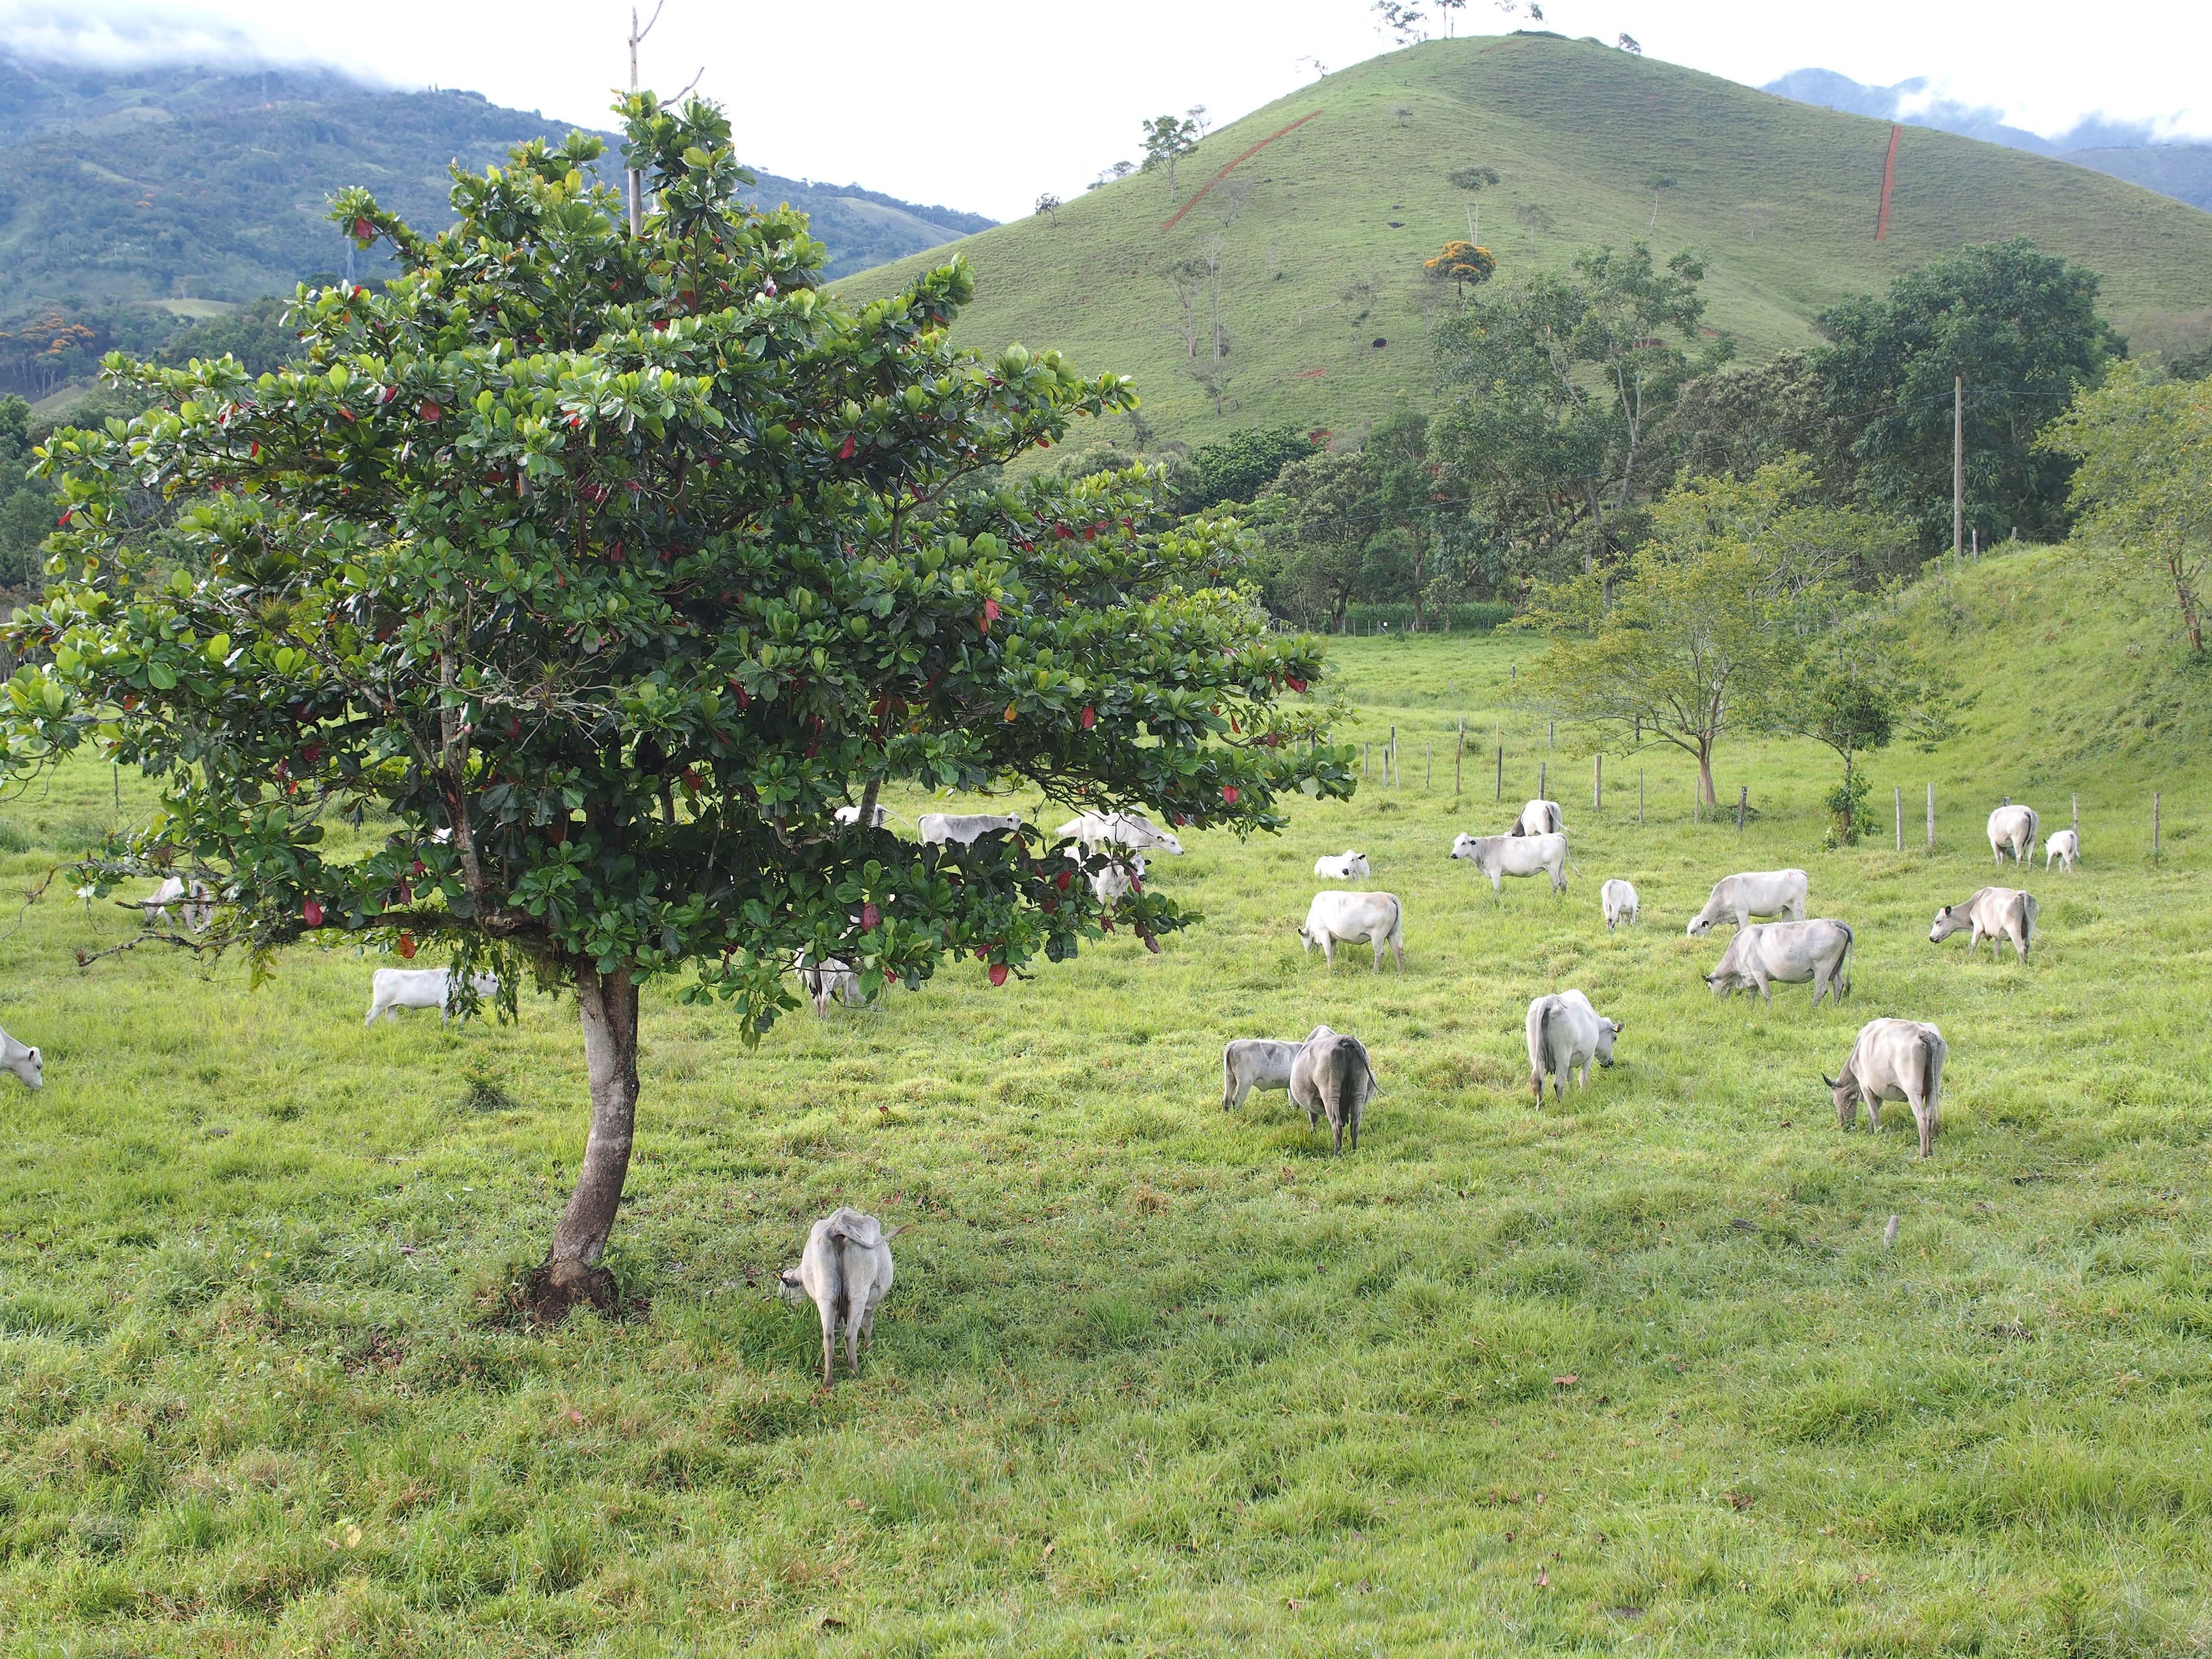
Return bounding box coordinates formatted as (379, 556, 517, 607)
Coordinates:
(4, 545, 2212, 1655)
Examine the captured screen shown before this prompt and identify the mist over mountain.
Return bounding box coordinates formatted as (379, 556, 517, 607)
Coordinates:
(1764, 68, 2212, 213)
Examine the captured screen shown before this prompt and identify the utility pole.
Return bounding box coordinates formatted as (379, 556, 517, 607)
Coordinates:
(627, 3, 666, 236)
(1952, 374, 1964, 567)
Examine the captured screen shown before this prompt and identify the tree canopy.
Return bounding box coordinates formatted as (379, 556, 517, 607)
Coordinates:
(3, 94, 1340, 1311)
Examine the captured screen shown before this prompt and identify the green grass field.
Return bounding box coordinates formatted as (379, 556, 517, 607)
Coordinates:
(838, 33, 2212, 451)
(5, 544, 2212, 1655)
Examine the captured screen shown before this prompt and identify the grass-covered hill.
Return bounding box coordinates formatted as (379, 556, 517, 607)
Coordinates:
(7, 541, 2212, 1651)
(0, 54, 993, 315)
(841, 32, 2212, 448)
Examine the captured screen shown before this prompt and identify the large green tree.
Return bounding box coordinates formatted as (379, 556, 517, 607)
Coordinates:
(1257, 410, 1436, 627)
(4, 96, 1340, 1312)
(1431, 242, 1716, 585)
(1813, 238, 2119, 552)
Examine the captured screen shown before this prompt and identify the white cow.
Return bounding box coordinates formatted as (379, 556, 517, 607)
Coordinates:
(1929, 887, 2037, 964)
(1509, 799, 1564, 837)
(136, 876, 213, 931)
(1056, 811, 1185, 856)
(363, 967, 500, 1025)
(1088, 853, 1146, 905)
(1289, 1025, 1379, 1154)
(1703, 919, 1854, 1008)
(918, 811, 1022, 847)
(1685, 869, 1808, 936)
(1600, 879, 1639, 931)
(1221, 1037, 1302, 1111)
(2043, 829, 2079, 872)
(1525, 989, 1623, 1103)
(778, 1207, 898, 1389)
(1827, 1017, 1947, 1160)
(794, 950, 868, 1016)
(833, 804, 890, 828)
(1449, 832, 1567, 896)
(0, 1025, 41, 1089)
(1298, 890, 1405, 972)
(1313, 849, 1370, 879)
(1988, 804, 2039, 866)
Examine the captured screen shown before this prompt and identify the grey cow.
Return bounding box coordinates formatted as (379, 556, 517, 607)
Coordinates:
(778, 1208, 899, 1388)
(1704, 918, 1854, 1008)
(1929, 887, 2037, 963)
(1290, 1025, 1378, 1154)
(1828, 1017, 1947, 1159)
(1221, 1037, 1302, 1110)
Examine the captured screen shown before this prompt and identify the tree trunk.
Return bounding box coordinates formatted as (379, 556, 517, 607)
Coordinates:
(545, 964, 641, 1310)
(1696, 747, 1718, 810)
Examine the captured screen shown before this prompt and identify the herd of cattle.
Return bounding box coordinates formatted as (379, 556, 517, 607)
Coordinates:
(0, 792, 2085, 1388)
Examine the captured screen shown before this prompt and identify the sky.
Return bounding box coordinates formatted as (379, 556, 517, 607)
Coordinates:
(2, 0, 2207, 220)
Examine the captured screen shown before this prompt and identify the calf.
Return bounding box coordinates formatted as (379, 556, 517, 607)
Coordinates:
(778, 1208, 897, 1388)
(1088, 852, 1145, 905)
(1703, 919, 1853, 1008)
(1600, 878, 1639, 931)
(1509, 798, 1563, 837)
(1290, 1025, 1378, 1154)
(2043, 829, 2079, 872)
(1827, 1018, 1947, 1159)
(919, 811, 1022, 847)
(363, 967, 500, 1025)
(1055, 811, 1184, 856)
(1298, 890, 1405, 972)
(1450, 831, 1568, 897)
(833, 803, 890, 829)
(1313, 849, 1370, 879)
(1987, 804, 2039, 866)
(1685, 869, 1807, 936)
(1525, 989, 1622, 1103)
(794, 950, 867, 1016)
(1929, 887, 2037, 964)
(1221, 1037, 1301, 1110)
(0, 1024, 41, 1089)
(134, 876, 213, 931)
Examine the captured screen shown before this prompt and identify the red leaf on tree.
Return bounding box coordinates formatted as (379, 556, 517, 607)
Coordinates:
(1144, 935, 1160, 954)
(1080, 705, 1096, 730)
(1054, 869, 1071, 891)
(837, 434, 855, 460)
(988, 963, 1009, 987)
(984, 599, 1000, 623)
(862, 902, 881, 930)
(353, 217, 374, 240)
(397, 933, 417, 959)
(1222, 786, 1239, 805)
(1004, 703, 1018, 722)
(302, 899, 325, 928)
(419, 400, 442, 422)
(1287, 678, 1308, 693)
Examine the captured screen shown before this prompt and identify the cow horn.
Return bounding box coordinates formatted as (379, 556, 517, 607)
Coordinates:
(1821, 1074, 1838, 1089)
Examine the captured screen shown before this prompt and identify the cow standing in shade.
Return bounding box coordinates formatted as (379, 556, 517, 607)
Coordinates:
(1828, 1018, 1947, 1159)
(1703, 919, 1854, 1008)
(1987, 805, 2039, 866)
(1929, 888, 2037, 963)
(1289, 1025, 1378, 1153)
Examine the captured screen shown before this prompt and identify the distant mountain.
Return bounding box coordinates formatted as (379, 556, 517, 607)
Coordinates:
(1763, 68, 2212, 213)
(0, 53, 994, 317)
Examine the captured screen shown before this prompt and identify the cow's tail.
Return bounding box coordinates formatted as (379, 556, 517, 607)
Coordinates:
(1386, 895, 1405, 957)
(1836, 923, 1854, 1003)
(1920, 1029, 1945, 1138)
(1529, 1000, 1552, 1098)
(2022, 892, 2039, 954)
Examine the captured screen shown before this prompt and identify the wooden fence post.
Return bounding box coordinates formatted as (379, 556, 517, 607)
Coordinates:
(1362, 743, 1369, 781)
(1495, 739, 1503, 803)
(1737, 784, 1747, 832)
(1539, 759, 1547, 802)
(1926, 782, 1935, 852)
(1895, 785, 1903, 852)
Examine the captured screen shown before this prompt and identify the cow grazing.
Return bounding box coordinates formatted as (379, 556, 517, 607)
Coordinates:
(1929, 887, 2037, 964)
(1449, 831, 1567, 897)
(833, 803, 890, 828)
(1600, 879, 1639, 931)
(0, 1025, 41, 1090)
(1221, 1038, 1302, 1110)
(1298, 890, 1405, 972)
(1987, 804, 2039, 866)
(2044, 829, 2079, 872)
(1289, 1025, 1378, 1154)
(363, 967, 500, 1025)
(135, 876, 213, 931)
(918, 811, 1022, 847)
(1827, 1018, 1947, 1159)
(1703, 919, 1854, 1008)
(778, 1207, 898, 1388)
(1055, 811, 1185, 856)
(1087, 852, 1145, 905)
(1525, 989, 1622, 1103)
(1509, 798, 1564, 837)
(1313, 849, 1370, 879)
(794, 950, 867, 1016)
(1685, 869, 1807, 936)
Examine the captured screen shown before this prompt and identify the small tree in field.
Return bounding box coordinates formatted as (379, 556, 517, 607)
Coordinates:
(7, 96, 1340, 1313)
(1034, 192, 1062, 224)
(1140, 114, 1200, 203)
(1423, 240, 1496, 300)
